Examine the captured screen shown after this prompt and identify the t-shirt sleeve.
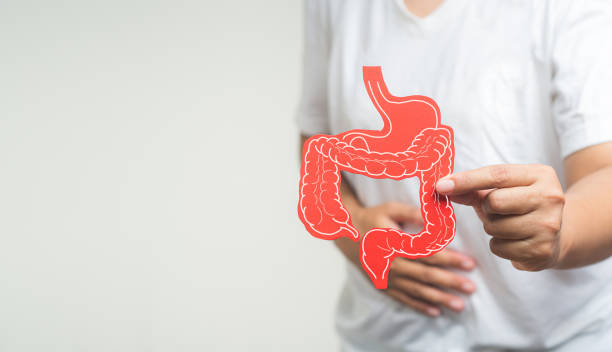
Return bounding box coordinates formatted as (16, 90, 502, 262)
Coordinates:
(294, 0, 331, 136)
(551, 1, 612, 158)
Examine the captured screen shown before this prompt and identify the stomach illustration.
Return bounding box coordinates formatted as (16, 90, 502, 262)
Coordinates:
(298, 66, 456, 289)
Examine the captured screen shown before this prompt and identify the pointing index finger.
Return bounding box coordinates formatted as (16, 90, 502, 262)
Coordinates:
(436, 164, 537, 195)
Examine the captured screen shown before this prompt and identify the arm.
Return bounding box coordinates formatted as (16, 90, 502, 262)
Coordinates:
(557, 142, 612, 268)
(300, 134, 476, 316)
(435, 142, 612, 271)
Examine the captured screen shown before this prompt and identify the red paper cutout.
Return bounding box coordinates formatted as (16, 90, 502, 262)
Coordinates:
(298, 66, 456, 289)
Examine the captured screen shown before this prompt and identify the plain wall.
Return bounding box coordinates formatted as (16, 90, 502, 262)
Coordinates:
(0, 1, 344, 350)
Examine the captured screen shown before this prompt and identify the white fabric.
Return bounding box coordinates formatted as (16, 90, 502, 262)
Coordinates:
(295, 0, 612, 351)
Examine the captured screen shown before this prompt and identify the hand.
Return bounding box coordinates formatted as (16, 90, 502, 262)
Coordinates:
(436, 164, 566, 271)
(345, 202, 476, 317)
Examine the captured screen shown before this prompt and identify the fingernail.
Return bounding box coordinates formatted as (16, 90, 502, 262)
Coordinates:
(449, 299, 464, 310)
(461, 260, 475, 270)
(436, 179, 454, 193)
(461, 282, 475, 292)
(426, 307, 440, 317)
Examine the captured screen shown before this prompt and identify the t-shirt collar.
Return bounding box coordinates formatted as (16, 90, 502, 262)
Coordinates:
(392, 0, 465, 36)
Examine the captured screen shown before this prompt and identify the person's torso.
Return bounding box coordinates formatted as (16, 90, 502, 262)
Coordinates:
(324, 0, 612, 350)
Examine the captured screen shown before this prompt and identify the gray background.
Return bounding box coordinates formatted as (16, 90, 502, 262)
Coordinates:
(1, 1, 343, 350)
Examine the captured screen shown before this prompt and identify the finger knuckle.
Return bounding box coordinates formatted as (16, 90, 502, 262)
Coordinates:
(512, 261, 529, 271)
(486, 192, 505, 212)
(530, 265, 546, 272)
(544, 190, 565, 205)
(438, 271, 459, 288)
(427, 267, 444, 284)
(488, 239, 498, 254)
(489, 239, 505, 257)
(482, 221, 495, 235)
(400, 280, 419, 295)
(519, 261, 546, 272)
(490, 165, 510, 186)
(429, 250, 448, 262)
(533, 242, 554, 259)
(421, 287, 442, 303)
(420, 266, 435, 283)
(540, 216, 562, 233)
(537, 164, 556, 176)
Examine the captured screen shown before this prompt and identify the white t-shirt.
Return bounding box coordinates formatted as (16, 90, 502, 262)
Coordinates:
(295, 0, 612, 351)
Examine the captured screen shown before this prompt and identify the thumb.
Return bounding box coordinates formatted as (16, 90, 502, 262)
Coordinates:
(384, 202, 423, 225)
